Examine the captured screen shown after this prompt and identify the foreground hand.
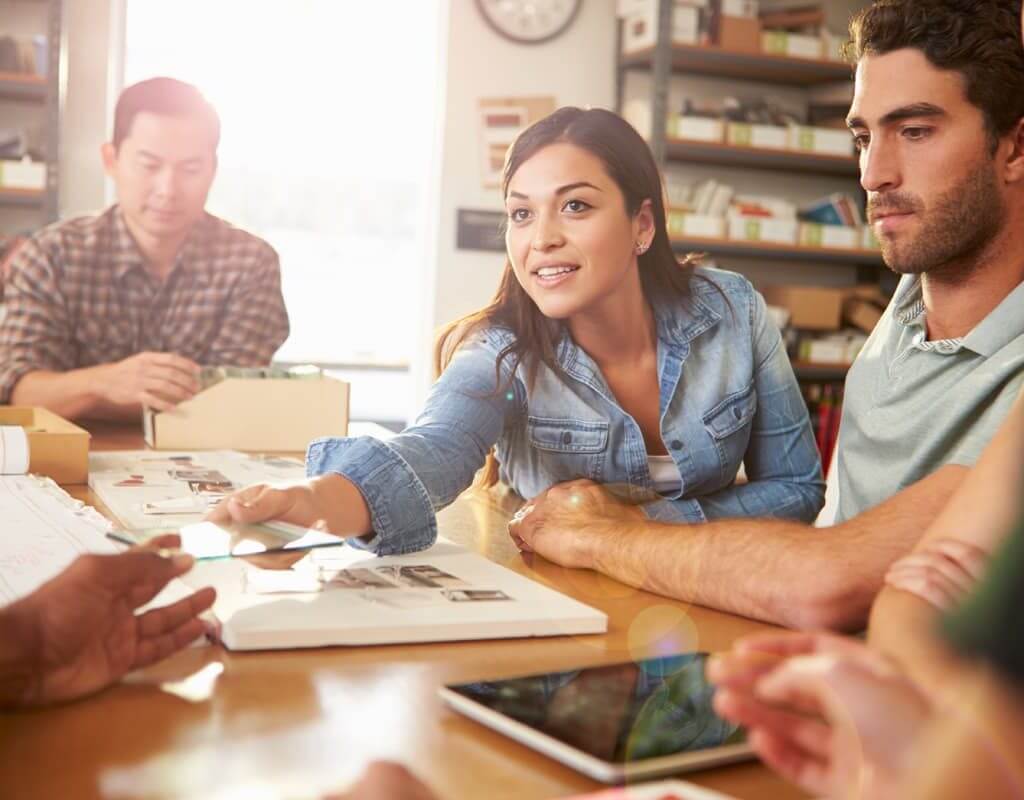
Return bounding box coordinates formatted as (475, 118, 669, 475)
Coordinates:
(326, 761, 438, 800)
(99, 351, 201, 411)
(707, 632, 930, 799)
(12, 534, 216, 707)
(885, 538, 990, 611)
(507, 479, 645, 569)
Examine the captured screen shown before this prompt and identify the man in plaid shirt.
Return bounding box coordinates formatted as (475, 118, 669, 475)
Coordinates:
(0, 78, 289, 420)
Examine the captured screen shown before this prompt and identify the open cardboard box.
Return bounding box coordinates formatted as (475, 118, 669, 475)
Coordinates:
(0, 406, 90, 483)
(143, 376, 349, 452)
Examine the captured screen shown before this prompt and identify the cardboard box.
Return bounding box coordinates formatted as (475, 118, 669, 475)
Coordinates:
(672, 115, 724, 142)
(622, 2, 701, 53)
(668, 210, 726, 238)
(0, 406, 90, 483)
(728, 213, 798, 244)
(761, 286, 844, 330)
(143, 376, 349, 452)
(843, 297, 884, 333)
(719, 15, 761, 52)
(788, 124, 854, 156)
(726, 122, 787, 149)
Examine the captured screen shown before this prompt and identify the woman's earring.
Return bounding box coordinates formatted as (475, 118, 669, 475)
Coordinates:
(635, 241, 649, 255)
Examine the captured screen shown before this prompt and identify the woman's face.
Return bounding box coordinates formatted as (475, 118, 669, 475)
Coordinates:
(504, 142, 652, 320)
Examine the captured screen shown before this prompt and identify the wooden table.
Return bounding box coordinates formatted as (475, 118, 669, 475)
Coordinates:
(0, 422, 804, 800)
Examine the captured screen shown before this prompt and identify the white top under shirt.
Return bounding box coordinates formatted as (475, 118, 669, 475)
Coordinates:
(647, 454, 683, 495)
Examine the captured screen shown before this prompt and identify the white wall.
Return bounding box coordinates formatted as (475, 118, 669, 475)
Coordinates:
(58, 0, 122, 217)
(416, 0, 617, 401)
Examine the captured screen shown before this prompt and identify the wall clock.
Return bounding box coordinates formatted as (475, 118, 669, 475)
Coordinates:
(475, 0, 583, 45)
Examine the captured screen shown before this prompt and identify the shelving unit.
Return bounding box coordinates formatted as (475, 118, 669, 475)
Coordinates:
(0, 0, 64, 234)
(613, 0, 871, 253)
(670, 235, 882, 266)
(0, 187, 46, 209)
(665, 138, 859, 176)
(620, 43, 854, 86)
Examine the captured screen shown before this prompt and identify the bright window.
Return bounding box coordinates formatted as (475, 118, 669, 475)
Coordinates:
(122, 0, 441, 372)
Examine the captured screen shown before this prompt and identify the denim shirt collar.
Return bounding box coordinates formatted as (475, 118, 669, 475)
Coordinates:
(552, 289, 723, 394)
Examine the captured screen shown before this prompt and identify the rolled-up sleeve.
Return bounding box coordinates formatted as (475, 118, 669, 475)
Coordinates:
(306, 334, 523, 555)
(0, 237, 73, 402)
(642, 290, 825, 524)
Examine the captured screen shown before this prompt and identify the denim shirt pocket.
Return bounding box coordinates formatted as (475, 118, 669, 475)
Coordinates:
(702, 383, 757, 481)
(527, 416, 609, 482)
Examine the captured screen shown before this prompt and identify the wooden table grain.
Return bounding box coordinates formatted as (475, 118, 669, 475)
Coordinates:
(0, 422, 805, 800)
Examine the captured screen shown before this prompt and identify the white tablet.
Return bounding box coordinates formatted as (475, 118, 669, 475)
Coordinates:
(440, 652, 754, 784)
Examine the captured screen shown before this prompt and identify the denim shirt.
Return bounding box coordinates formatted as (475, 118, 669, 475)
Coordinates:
(307, 267, 824, 555)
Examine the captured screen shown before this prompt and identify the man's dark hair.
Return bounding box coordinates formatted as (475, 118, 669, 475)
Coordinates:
(848, 0, 1024, 148)
(112, 77, 220, 152)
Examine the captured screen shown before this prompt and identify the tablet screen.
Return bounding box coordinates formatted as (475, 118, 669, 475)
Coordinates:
(446, 653, 744, 764)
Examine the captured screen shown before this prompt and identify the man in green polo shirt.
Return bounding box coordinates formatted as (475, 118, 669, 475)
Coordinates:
(510, 0, 1024, 633)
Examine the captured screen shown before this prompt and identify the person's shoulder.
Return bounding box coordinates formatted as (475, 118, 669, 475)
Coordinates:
(199, 213, 279, 267)
(29, 208, 112, 253)
(9, 208, 112, 279)
(689, 265, 755, 300)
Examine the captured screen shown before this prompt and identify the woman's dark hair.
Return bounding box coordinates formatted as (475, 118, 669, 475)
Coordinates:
(433, 106, 700, 487)
(847, 0, 1024, 151)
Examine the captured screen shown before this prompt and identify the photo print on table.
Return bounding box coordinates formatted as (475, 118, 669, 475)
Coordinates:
(442, 589, 512, 603)
(375, 565, 470, 589)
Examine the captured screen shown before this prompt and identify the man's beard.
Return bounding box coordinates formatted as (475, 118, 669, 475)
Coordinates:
(870, 161, 1005, 283)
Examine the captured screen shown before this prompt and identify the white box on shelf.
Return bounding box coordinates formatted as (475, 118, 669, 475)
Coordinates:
(799, 222, 861, 250)
(727, 214, 798, 244)
(726, 122, 787, 149)
(822, 30, 846, 62)
(788, 125, 854, 156)
(673, 115, 724, 142)
(0, 159, 46, 191)
(762, 30, 824, 60)
(722, 0, 758, 17)
(622, 3, 701, 53)
(862, 225, 881, 250)
(669, 210, 726, 239)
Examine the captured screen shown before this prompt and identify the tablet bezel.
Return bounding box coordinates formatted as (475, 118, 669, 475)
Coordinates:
(439, 681, 754, 784)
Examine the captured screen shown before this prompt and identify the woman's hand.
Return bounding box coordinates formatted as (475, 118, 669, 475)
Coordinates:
(206, 474, 372, 538)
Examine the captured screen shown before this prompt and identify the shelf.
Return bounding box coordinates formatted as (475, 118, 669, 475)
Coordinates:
(672, 236, 884, 266)
(666, 138, 858, 176)
(621, 44, 854, 86)
(0, 72, 46, 102)
(0, 187, 45, 209)
(792, 361, 851, 382)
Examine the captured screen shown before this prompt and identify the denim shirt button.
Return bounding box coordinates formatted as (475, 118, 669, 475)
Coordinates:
(561, 431, 573, 445)
(670, 439, 683, 450)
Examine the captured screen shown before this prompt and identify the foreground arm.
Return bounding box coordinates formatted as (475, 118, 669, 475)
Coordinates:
(212, 336, 521, 556)
(868, 389, 1024, 693)
(11, 352, 202, 420)
(513, 464, 967, 630)
(0, 538, 215, 708)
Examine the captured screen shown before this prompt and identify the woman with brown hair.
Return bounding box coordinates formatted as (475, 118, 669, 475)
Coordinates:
(213, 107, 823, 556)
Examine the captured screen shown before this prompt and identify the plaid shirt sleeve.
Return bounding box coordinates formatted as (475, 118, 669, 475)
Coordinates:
(204, 243, 290, 366)
(0, 235, 75, 403)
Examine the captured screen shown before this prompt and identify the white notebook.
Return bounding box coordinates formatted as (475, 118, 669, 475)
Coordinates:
(181, 537, 608, 651)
